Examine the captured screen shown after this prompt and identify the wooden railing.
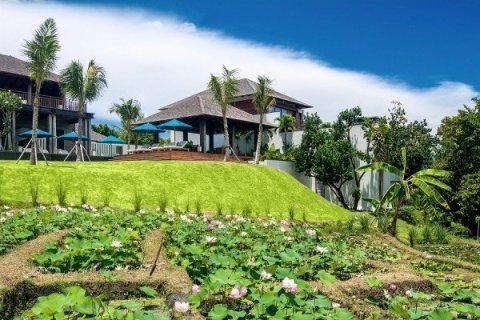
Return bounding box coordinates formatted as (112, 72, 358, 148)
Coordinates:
(0, 89, 81, 111)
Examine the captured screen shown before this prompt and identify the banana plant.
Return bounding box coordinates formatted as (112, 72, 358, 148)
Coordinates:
(356, 147, 451, 236)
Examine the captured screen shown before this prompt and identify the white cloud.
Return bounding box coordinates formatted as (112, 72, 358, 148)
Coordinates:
(0, 1, 477, 128)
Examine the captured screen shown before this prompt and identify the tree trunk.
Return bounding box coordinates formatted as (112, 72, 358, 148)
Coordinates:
(390, 198, 403, 237)
(127, 131, 131, 151)
(29, 87, 41, 165)
(379, 170, 384, 199)
(76, 101, 85, 162)
(328, 183, 349, 209)
(254, 115, 264, 164)
(223, 113, 230, 162)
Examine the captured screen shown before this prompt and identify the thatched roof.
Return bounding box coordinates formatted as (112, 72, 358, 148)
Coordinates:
(138, 78, 310, 125)
(0, 54, 60, 83)
(139, 89, 275, 126)
(235, 78, 312, 108)
(90, 130, 106, 142)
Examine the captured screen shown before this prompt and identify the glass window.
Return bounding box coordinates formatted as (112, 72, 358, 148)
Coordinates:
(271, 106, 288, 116)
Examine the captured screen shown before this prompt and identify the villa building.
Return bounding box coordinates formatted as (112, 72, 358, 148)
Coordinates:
(0, 54, 93, 155)
(138, 78, 312, 154)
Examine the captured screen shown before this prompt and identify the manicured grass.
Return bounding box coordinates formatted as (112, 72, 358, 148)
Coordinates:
(0, 161, 350, 221)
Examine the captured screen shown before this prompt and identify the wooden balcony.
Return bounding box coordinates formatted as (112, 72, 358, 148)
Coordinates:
(0, 89, 80, 112)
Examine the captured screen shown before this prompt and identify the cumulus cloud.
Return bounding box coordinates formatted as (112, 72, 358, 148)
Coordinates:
(0, 1, 477, 128)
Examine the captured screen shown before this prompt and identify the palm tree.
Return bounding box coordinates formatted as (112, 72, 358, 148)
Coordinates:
(109, 98, 143, 149)
(276, 114, 296, 151)
(208, 65, 240, 161)
(23, 18, 60, 165)
(60, 60, 107, 161)
(252, 76, 276, 164)
(356, 148, 451, 236)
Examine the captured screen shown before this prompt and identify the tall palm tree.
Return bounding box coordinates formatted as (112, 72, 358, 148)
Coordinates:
(252, 76, 276, 164)
(109, 98, 143, 149)
(23, 18, 60, 165)
(60, 60, 107, 161)
(356, 148, 451, 236)
(276, 114, 296, 151)
(208, 65, 240, 161)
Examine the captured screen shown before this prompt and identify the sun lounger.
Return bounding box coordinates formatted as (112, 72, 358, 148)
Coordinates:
(151, 141, 190, 152)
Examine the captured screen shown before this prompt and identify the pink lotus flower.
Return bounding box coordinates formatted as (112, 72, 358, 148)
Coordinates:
(4, 211, 14, 217)
(229, 286, 247, 299)
(191, 285, 200, 293)
(260, 270, 272, 280)
(282, 277, 298, 294)
(389, 283, 397, 291)
(111, 240, 122, 248)
(206, 236, 217, 243)
(174, 301, 189, 313)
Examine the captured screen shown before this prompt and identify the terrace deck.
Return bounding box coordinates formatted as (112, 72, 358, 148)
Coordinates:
(113, 150, 253, 162)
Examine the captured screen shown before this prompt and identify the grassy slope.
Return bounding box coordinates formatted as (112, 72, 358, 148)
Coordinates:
(0, 161, 350, 222)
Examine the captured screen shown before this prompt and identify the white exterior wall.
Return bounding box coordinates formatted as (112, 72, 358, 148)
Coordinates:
(92, 142, 128, 157)
(263, 160, 315, 190)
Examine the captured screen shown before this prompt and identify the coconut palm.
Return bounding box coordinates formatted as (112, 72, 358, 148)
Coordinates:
(356, 148, 451, 236)
(208, 65, 240, 161)
(23, 18, 60, 165)
(252, 76, 276, 164)
(109, 98, 143, 149)
(60, 60, 107, 161)
(276, 114, 296, 150)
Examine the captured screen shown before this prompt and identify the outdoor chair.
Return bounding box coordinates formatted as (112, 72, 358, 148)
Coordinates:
(152, 141, 190, 152)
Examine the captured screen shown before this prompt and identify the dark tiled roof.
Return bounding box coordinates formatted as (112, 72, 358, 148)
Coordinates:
(90, 130, 106, 142)
(235, 78, 312, 108)
(0, 54, 60, 82)
(139, 89, 276, 126)
(139, 78, 311, 125)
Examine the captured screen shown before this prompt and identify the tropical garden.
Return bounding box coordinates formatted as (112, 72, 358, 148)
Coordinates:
(0, 17, 479, 320)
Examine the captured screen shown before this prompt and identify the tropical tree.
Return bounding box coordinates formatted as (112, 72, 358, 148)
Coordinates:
(0, 91, 22, 151)
(276, 114, 296, 151)
(356, 148, 451, 236)
(109, 98, 142, 148)
(91, 124, 119, 137)
(208, 66, 240, 161)
(252, 76, 276, 164)
(23, 18, 60, 165)
(60, 60, 107, 161)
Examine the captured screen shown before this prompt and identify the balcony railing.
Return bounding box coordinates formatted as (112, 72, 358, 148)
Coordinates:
(0, 89, 81, 112)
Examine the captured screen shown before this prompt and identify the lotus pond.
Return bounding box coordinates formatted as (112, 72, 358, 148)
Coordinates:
(0, 206, 479, 319)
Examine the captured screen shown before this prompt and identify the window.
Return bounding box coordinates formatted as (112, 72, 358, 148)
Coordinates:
(271, 106, 289, 116)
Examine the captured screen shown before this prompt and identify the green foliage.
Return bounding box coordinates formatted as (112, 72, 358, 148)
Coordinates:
(0, 91, 22, 150)
(17, 286, 166, 320)
(166, 213, 364, 318)
(294, 113, 356, 209)
(359, 215, 371, 233)
(55, 178, 67, 206)
(29, 180, 40, 207)
(408, 227, 417, 247)
(109, 98, 143, 146)
(91, 123, 119, 137)
(102, 189, 112, 207)
(158, 190, 168, 213)
(80, 188, 88, 205)
(132, 189, 143, 212)
(436, 98, 480, 232)
(422, 225, 433, 244)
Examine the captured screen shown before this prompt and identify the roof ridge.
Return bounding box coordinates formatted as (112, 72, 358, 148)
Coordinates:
(198, 94, 205, 114)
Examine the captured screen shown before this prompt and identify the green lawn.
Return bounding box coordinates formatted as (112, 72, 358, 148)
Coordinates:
(0, 161, 350, 222)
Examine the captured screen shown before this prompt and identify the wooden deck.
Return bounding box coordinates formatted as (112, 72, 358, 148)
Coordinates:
(113, 150, 253, 162)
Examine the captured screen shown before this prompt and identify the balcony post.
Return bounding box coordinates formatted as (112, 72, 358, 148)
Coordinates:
(85, 118, 91, 156)
(199, 118, 206, 153)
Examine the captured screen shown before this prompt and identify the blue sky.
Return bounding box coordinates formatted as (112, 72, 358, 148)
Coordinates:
(65, 0, 479, 90)
(1, 1, 477, 126)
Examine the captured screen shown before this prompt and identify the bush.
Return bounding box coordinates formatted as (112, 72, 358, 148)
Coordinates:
(194, 198, 202, 214)
(408, 227, 418, 247)
(359, 215, 371, 233)
(29, 180, 39, 207)
(132, 190, 143, 212)
(450, 222, 471, 237)
(55, 179, 67, 206)
(421, 225, 433, 244)
(102, 189, 112, 207)
(453, 173, 480, 233)
(434, 225, 449, 244)
(158, 190, 168, 213)
(80, 189, 88, 205)
(215, 201, 223, 215)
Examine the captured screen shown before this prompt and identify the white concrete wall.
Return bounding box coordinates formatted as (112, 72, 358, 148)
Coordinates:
(92, 142, 128, 157)
(263, 160, 315, 190)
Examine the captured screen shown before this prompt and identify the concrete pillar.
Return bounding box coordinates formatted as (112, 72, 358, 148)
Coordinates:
(231, 124, 236, 150)
(85, 118, 91, 155)
(48, 114, 53, 153)
(11, 110, 16, 151)
(183, 130, 188, 142)
(209, 131, 214, 153)
(153, 133, 159, 144)
(52, 114, 57, 154)
(199, 118, 207, 153)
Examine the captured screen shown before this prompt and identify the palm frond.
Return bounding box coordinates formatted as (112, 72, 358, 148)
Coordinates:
(412, 169, 452, 179)
(414, 175, 452, 192)
(356, 162, 402, 176)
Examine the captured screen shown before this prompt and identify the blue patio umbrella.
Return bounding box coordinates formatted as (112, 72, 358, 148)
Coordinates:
(57, 131, 88, 141)
(18, 129, 52, 138)
(157, 119, 192, 131)
(157, 119, 192, 142)
(132, 123, 164, 133)
(97, 135, 126, 144)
